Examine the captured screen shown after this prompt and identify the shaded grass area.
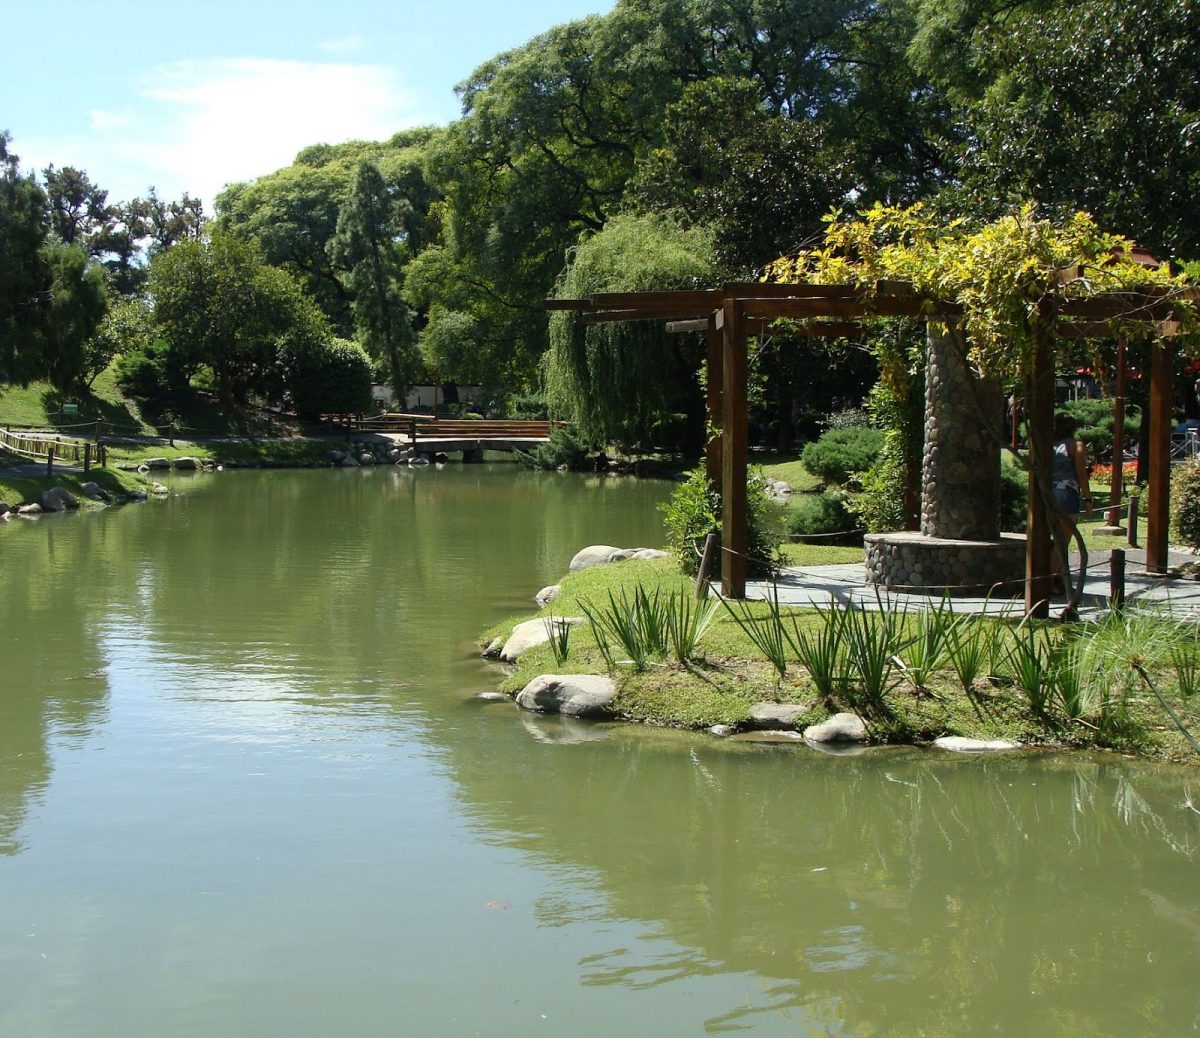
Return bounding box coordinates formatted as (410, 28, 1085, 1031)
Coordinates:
(104, 438, 336, 468)
(482, 558, 1200, 761)
(0, 464, 151, 508)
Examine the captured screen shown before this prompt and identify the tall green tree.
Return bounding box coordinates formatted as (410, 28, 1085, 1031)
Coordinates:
(42, 165, 114, 252)
(328, 161, 418, 394)
(913, 0, 1200, 257)
(149, 233, 328, 404)
(39, 243, 108, 394)
(0, 133, 50, 383)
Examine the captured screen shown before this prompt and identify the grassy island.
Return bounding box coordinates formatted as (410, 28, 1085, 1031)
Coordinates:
(483, 554, 1200, 764)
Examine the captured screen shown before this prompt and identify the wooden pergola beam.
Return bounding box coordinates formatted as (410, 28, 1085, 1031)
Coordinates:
(582, 307, 714, 324)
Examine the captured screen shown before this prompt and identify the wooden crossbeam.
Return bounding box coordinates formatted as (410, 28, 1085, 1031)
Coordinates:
(544, 299, 591, 311)
(665, 319, 709, 334)
(588, 289, 720, 309)
(1058, 297, 1177, 320)
(582, 307, 714, 324)
(723, 281, 860, 299)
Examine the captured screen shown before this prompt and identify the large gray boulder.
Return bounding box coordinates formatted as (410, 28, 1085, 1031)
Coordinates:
(804, 712, 868, 743)
(78, 481, 112, 502)
(499, 617, 583, 662)
(144, 457, 171, 470)
(173, 456, 200, 470)
(569, 545, 670, 572)
(41, 487, 79, 512)
(748, 702, 809, 730)
(516, 674, 617, 718)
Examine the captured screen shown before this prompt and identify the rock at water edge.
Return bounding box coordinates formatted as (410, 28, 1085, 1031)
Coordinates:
(516, 674, 617, 718)
(535, 585, 561, 607)
(933, 736, 1020, 753)
(499, 617, 583, 662)
(748, 702, 809, 730)
(804, 712, 868, 743)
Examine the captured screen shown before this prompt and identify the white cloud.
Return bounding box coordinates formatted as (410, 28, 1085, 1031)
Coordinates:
(21, 58, 429, 209)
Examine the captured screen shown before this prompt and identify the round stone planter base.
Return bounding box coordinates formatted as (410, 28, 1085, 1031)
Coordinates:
(865, 531, 1026, 597)
(1093, 525, 1127, 537)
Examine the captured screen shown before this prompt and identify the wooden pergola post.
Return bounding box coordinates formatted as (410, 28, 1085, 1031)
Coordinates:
(706, 314, 723, 496)
(1105, 339, 1127, 529)
(1146, 337, 1174, 573)
(1025, 324, 1056, 617)
(721, 295, 748, 598)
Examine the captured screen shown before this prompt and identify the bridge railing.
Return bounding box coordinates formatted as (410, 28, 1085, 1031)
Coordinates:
(0, 426, 105, 470)
(355, 414, 564, 439)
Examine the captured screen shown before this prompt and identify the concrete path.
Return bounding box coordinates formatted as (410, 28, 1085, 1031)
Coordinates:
(735, 544, 1200, 619)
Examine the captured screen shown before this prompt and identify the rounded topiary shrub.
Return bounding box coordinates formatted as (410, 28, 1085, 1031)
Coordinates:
(1171, 458, 1200, 549)
(661, 466, 783, 577)
(801, 426, 884, 486)
(785, 491, 861, 545)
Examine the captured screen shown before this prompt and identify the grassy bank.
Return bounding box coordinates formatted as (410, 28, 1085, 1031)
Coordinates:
(482, 557, 1200, 763)
(0, 465, 152, 509)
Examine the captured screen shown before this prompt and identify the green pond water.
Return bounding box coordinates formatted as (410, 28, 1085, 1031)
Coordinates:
(0, 465, 1197, 1037)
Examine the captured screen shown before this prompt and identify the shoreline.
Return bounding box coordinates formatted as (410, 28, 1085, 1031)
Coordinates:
(479, 555, 1200, 765)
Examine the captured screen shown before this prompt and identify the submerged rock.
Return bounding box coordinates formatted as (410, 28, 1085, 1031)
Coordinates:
(17, 502, 43, 516)
(709, 724, 737, 737)
(804, 712, 868, 743)
(515, 674, 617, 718)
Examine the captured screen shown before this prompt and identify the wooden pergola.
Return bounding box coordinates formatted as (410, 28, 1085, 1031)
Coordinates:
(548, 279, 1196, 616)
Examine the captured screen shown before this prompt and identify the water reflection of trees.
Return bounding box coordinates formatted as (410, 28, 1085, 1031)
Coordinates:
(445, 727, 1200, 1035)
(0, 517, 117, 854)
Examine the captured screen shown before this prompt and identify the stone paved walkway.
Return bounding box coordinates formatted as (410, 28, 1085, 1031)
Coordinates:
(736, 544, 1200, 618)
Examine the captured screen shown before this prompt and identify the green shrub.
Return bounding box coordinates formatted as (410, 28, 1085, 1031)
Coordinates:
(661, 466, 783, 577)
(801, 426, 884, 486)
(1172, 458, 1200, 548)
(506, 393, 548, 420)
(1000, 453, 1029, 532)
(114, 339, 185, 407)
(518, 425, 593, 470)
(786, 491, 861, 544)
(282, 337, 372, 419)
(1062, 398, 1140, 461)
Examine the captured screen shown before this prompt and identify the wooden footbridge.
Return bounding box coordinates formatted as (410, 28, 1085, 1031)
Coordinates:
(353, 414, 563, 456)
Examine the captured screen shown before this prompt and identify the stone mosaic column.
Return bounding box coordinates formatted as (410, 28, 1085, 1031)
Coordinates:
(920, 326, 1002, 541)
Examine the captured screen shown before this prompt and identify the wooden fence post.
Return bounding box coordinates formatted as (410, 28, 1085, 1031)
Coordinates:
(1127, 495, 1139, 548)
(1110, 549, 1126, 610)
(46, 446, 54, 477)
(84, 443, 91, 474)
(695, 532, 719, 599)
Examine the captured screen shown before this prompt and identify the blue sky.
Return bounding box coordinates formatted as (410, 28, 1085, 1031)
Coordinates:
(3, 0, 615, 209)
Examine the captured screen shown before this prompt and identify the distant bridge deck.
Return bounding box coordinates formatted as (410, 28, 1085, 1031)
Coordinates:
(354, 415, 562, 454)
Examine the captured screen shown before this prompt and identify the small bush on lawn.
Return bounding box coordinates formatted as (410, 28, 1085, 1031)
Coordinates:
(786, 492, 861, 544)
(801, 426, 884, 486)
(661, 465, 784, 577)
(1172, 458, 1200, 549)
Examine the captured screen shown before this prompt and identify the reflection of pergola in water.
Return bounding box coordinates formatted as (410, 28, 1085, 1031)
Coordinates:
(548, 278, 1196, 618)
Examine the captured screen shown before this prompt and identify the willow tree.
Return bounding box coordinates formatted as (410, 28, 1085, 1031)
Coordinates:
(546, 214, 715, 451)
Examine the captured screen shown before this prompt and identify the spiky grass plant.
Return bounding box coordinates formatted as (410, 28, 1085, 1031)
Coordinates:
(842, 605, 900, 715)
(945, 617, 989, 716)
(899, 596, 952, 692)
(665, 590, 721, 664)
(1007, 619, 1055, 715)
(542, 615, 572, 666)
(721, 588, 790, 682)
(788, 598, 847, 701)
